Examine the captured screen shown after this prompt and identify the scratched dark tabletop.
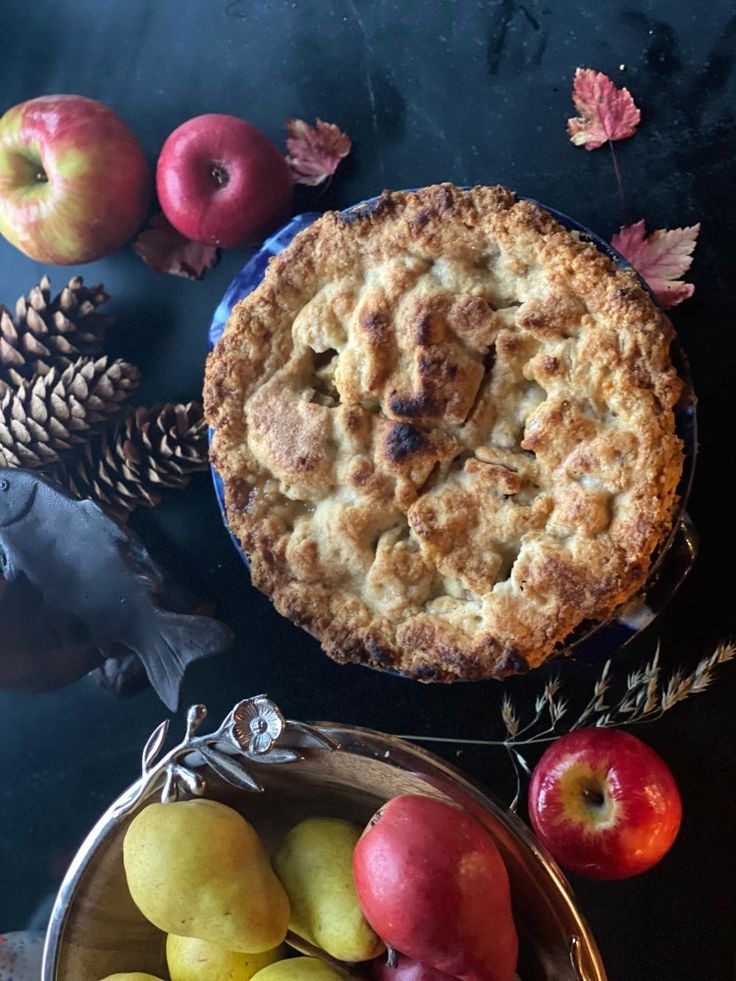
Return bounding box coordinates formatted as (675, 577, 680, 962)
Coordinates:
(1, 2, 735, 979)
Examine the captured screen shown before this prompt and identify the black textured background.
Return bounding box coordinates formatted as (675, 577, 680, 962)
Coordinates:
(0, 2, 735, 978)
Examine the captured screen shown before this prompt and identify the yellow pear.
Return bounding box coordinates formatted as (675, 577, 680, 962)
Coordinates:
(97, 975, 164, 980)
(273, 817, 384, 962)
(167, 934, 285, 980)
(251, 957, 345, 980)
(123, 799, 289, 953)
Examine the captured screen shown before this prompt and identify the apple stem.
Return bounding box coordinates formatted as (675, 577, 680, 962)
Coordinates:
(386, 945, 398, 968)
(210, 162, 229, 187)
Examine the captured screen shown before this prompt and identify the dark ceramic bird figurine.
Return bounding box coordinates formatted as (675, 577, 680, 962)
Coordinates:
(0, 468, 232, 709)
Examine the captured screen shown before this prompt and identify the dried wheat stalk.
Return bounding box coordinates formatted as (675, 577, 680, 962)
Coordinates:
(401, 640, 736, 809)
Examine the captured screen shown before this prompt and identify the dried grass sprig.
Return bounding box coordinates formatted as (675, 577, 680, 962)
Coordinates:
(400, 640, 735, 809)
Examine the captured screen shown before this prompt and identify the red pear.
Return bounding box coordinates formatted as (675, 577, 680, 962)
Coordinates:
(354, 794, 518, 981)
(371, 951, 456, 979)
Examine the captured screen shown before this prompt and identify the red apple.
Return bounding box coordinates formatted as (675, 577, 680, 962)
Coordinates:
(156, 114, 293, 248)
(528, 727, 682, 880)
(0, 95, 150, 263)
(372, 951, 457, 980)
(354, 794, 518, 981)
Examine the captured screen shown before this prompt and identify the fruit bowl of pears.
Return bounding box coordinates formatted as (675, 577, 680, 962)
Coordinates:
(42, 696, 606, 981)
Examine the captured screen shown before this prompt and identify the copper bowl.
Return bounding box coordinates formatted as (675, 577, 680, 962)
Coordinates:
(42, 699, 606, 981)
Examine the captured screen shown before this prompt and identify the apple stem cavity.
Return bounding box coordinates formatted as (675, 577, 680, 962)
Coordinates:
(582, 785, 606, 808)
(11, 151, 49, 186)
(210, 162, 230, 188)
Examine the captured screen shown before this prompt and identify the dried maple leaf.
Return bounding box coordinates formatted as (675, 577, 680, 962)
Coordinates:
(568, 68, 641, 150)
(611, 220, 700, 309)
(285, 118, 352, 186)
(132, 213, 220, 280)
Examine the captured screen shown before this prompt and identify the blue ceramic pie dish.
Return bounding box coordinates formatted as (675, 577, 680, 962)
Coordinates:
(207, 194, 698, 669)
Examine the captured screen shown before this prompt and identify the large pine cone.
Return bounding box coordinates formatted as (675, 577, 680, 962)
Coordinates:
(0, 275, 113, 387)
(54, 401, 209, 516)
(0, 357, 139, 468)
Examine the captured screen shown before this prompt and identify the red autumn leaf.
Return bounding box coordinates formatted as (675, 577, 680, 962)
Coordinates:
(285, 118, 352, 186)
(568, 68, 641, 151)
(132, 213, 220, 280)
(611, 220, 700, 309)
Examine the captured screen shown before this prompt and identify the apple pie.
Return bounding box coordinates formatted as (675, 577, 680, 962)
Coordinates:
(205, 184, 684, 680)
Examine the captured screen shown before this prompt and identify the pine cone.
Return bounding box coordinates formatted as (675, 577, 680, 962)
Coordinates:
(0, 357, 140, 468)
(54, 402, 209, 516)
(0, 275, 113, 387)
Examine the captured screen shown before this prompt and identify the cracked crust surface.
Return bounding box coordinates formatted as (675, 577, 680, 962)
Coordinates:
(205, 184, 684, 680)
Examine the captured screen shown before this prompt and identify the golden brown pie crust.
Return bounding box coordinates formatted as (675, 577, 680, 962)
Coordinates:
(205, 184, 684, 680)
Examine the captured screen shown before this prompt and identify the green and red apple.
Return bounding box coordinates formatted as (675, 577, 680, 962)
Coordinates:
(0, 94, 150, 264)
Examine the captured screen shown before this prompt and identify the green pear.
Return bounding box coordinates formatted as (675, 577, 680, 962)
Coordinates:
(251, 957, 345, 980)
(273, 817, 384, 962)
(123, 799, 289, 953)
(167, 933, 285, 980)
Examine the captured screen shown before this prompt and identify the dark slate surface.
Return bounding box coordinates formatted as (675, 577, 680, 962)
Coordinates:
(1, 2, 735, 978)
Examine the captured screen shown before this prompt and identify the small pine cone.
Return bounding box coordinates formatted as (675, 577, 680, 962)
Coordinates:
(0, 275, 113, 387)
(54, 402, 209, 517)
(0, 357, 140, 468)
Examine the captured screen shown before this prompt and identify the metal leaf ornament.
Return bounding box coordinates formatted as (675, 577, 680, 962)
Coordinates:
(113, 696, 338, 817)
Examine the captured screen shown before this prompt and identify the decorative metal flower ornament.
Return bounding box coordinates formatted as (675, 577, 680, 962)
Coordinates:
(232, 695, 284, 754)
(112, 695, 337, 819)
